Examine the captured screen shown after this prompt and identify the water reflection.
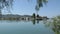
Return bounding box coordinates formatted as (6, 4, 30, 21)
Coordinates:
(0, 19, 60, 34)
(0, 20, 54, 34)
(37, 20, 39, 24)
(32, 20, 40, 25)
(32, 20, 36, 25)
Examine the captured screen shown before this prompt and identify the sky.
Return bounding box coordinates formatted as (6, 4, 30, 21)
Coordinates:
(2, 0, 60, 18)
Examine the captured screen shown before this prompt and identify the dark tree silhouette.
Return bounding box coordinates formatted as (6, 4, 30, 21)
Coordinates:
(0, 0, 48, 14)
(0, 0, 13, 14)
(35, 0, 48, 15)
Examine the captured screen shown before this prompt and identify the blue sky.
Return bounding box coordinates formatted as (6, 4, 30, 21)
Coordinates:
(2, 0, 60, 18)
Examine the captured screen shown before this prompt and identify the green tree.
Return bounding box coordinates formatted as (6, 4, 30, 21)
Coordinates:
(0, 0, 48, 15)
(35, 0, 48, 15)
(44, 15, 60, 34)
(0, 0, 13, 14)
(32, 13, 36, 18)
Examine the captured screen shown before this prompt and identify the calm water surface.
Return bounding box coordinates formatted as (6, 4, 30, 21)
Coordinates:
(0, 20, 55, 34)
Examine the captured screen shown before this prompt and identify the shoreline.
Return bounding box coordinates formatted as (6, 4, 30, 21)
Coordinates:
(0, 14, 49, 20)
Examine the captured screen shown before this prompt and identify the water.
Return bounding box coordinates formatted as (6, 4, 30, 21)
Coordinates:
(0, 20, 55, 34)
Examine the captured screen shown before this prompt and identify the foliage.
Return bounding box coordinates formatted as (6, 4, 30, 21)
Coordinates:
(35, 0, 48, 11)
(32, 13, 36, 18)
(37, 14, 39, 17)
(44, 15, 60, 34)
(0, 0, 48, 12)
(0, 0, 13, 11)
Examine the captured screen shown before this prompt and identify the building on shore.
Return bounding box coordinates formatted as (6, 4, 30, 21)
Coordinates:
(0, 14, 48, 20)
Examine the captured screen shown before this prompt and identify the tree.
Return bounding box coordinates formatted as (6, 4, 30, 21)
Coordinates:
(0, 0, 13, 14)
(44, 15, 60, 34)
(35, 0, 48, 15)
(37, 14, 39, 17)
(0, 0, 48, 15)
(32, 13, 36, 18)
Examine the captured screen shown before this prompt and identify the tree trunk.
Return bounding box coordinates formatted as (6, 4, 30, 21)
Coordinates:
(36, 11, 38, 19)
(0, 10, 2, 15)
